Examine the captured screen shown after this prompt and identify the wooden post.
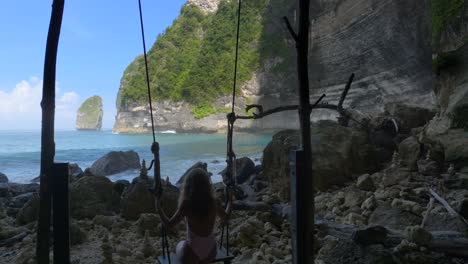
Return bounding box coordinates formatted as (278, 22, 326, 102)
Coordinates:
(37, 1, 65, 263)
(52, 163, 70, 263)
(285, 0, 313, 263)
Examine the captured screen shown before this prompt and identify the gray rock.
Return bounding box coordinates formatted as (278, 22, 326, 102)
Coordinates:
(136, 213, 160, 236)
(343, 188, 367, 208)
(356, 174, 375, 191)
(220, 157, 256, 185)
(381, 168, 411, 187)
(16, 193, 40, 225)
(398, 136, 421, 171)
(384, 103, 436, 134)
(0, 173, 8, 183)
(9, 192, 34, 208)
(120, 181, 155, 220)
(113, 180, 130, 196)
(417, 159, 440, 176)
(69, 163, 84, 178)
(405, 225, 432, 246)
(369, 204, 421, 230)
(435, 129, 468, 169)
(70, 176, 114, 219)
(70, 221, 87, 246)
(263, 121, 379, 199)
(90, 150, 140, 176)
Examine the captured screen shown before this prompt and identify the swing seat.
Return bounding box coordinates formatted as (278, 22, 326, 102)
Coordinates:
(156, 246, 234, 264)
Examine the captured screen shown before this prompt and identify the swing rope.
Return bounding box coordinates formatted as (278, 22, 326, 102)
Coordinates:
(220, 0, 242, 256)
(137, 1, 170, 263)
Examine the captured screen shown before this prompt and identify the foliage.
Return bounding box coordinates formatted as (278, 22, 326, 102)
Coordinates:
(432, 0, 465, 45)
(191, 104, 217, 119)
(118, 0, 289, 117)
(78, 96, 102, 124)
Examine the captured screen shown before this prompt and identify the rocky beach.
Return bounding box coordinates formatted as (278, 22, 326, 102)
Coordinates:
(2, 98, 468, 263)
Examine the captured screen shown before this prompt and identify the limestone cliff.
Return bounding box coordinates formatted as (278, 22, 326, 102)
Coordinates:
(113, 0, 436, 133)
(76, 96, 103, 131)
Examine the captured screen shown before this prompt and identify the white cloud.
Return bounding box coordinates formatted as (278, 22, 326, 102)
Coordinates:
(0, 78, 80, 130)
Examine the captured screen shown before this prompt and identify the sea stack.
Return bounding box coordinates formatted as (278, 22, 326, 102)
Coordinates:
(76, 96, 103, 131)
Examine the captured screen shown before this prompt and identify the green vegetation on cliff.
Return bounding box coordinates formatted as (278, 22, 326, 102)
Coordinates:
(118, 0, 292, 118)
(77, 96, 103, 129)
(432, 0, 465, 45)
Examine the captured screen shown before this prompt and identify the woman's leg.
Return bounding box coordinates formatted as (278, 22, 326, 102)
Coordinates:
(176, 240, 199, 264)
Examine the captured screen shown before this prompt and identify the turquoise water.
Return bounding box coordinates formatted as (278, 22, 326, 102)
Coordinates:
(0, 130, 273, 184)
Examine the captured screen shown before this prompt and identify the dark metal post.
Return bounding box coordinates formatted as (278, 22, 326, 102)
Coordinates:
(37, 1, 65, 263)
(293, 0, 314, 263)
(52, 163, 70, 263)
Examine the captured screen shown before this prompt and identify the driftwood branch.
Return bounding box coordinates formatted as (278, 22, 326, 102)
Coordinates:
(317, 218, 468, 258)
(282, 17, 298, 42)
(338, 73, 355, 109)
(232, 201, 271, 212)
(429, 188, 468, 226)
(420, 197, 435, 228)
(236, 73, 355, 121)
(0, 232, 29, 247)
(236, 94, 326, 120)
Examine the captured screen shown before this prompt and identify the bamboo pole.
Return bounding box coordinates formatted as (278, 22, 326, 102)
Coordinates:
(37, 1, 65, 263)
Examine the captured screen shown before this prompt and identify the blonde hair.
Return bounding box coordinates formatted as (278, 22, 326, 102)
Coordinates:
(179, 168, 215, 217)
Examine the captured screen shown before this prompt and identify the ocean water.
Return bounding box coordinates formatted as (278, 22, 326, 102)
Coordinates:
(0, 130, 273, 184)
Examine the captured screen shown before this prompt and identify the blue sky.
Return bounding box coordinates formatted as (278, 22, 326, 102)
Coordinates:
(0, 0, 186, 130)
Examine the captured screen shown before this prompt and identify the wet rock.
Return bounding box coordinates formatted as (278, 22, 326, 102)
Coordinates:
(405, 226, 432, 245)
(356, 174, 375, 191)
(16, 193, 39, 225)
(70, 176, 114, 219)
(69, 163, 84, 178)
(176, 162, 210, 186)
(220, 157, 256, 185)
(90, 150, 140, 176)
(0, 173, 8, 183)
(398, 136, 421, 170)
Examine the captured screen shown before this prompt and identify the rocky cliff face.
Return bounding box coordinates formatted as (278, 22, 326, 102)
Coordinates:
(187, 0, 220, 13)
(76, 96, 103, 131)
(113, 0, 436, 133)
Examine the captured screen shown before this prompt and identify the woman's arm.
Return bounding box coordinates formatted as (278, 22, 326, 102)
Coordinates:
(156, 197, 185, 229)
(216, 191, 233, 225)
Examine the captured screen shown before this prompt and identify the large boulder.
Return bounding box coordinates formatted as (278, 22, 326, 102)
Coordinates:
(433, 129, 468, 169)
(384, 103, 436, 134)
(90, 151, 141, 176)
(70, 176, 114, 219)
(220, 157, 256, 185)
(263, 121, 379, 198)
(0, 173, 8, 183)
(121, 180, 179, 220)
(398, 136, 421, 171)
(16, 192, 40, 225)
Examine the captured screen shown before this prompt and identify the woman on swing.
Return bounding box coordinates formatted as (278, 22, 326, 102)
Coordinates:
(155, 168, 233, 264)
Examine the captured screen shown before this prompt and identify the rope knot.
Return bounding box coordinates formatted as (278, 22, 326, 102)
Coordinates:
(151, 142, 159, 155)
(227, 112, 236, 125)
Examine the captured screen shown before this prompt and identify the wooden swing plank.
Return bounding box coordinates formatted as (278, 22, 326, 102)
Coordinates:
(156, 246, 234, 264)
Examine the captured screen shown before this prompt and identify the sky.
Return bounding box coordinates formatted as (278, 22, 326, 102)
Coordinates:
(0, 0, 186, 130)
